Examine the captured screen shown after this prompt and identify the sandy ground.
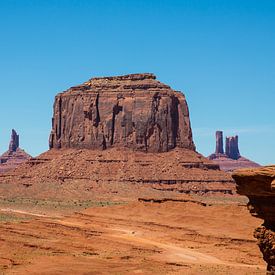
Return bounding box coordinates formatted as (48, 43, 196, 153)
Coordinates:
(0, 198, 266, 275)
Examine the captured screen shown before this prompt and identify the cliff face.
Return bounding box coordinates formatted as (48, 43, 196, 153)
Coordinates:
(233, 166, 275, 274)
(49, 73, 195, 153)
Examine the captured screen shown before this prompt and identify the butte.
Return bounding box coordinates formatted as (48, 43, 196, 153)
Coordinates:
(208, 131, 260, 172)
(0, 73, 235, 200)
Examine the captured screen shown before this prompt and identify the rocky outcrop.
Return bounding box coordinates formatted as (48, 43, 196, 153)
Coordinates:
(233, 166, 275, 274)
(1, 147, 235, 197)
(8, 129, 19, 152)
(215, 131, 224, 154)
(0, 74, 236, 197)
(208, 131, 260, 172)
(0, 130, 31, 173)
(49, 73, 195, 153)
(225, 136, 240, 160)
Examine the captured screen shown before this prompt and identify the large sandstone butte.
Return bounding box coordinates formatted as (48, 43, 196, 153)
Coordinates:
(0, 74, 235, 197)
(233, 166, 275, 274)
(209, 131, 260, 172)
(49, 73, 195, 152)
(0, 129, 31, 173)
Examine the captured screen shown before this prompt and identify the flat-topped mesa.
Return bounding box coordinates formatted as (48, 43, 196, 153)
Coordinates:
(226, 135, 240, 160)
(8, 129, 19, 152)
(215, 131, 224, 155)
(90, 73, 157, 81)
(49, 73, 195, 153)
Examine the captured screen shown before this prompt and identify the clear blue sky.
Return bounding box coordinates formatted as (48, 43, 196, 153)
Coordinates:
(0, 0, 274, 165)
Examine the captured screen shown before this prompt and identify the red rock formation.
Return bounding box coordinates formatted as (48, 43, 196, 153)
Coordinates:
(1, 147, 235, 197)
(0, 74, 236, 196)
(8, 129, 19, 152)
(233, 166, 275, 274)
(0, 130, 31, 173)
(225, 135, 240, 160)
(215, 131, 224, 155)
(208, 131, 260, 172)
(49, 73, 195, 153)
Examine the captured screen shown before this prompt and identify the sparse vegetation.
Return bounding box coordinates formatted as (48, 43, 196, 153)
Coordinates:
(0, 213, 31, 223)
(190, 194, 249, 205)
(0, 197, 126, 216)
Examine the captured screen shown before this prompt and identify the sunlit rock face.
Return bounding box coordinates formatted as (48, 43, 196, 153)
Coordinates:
(49, 73, 195, 153)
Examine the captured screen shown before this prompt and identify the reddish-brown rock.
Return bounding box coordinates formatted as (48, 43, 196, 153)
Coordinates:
(0, 130, 31, 173)
(0, 75, 235, 197)
(233, 166, 275, 274)
(209, 131, 260, 172)
(0, 147, 235, 197)
(49, 73, 195, 153)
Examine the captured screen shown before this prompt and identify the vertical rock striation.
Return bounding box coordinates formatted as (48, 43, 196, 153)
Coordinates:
(49, 73, 195, 153)
(8, 129, 19, 152)
(225, 136, 240, 160)
(215, 131, 224, 155)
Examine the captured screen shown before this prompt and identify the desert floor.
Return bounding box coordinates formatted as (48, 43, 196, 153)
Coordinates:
(0, 194, 266, 275)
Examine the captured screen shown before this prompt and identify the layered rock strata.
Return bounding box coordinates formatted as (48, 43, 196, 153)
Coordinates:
(233, 166, 275, 274)
(0, 74, 236, 196)
(49, 73, 195, 153)
(0, 130, 31, 173)
(209, 131, 260, 172)
(0, 147, 235, 198)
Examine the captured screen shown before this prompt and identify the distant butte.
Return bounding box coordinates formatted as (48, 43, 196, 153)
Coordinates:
(0, 129, 31, 173)
(208, 130, 260, 172)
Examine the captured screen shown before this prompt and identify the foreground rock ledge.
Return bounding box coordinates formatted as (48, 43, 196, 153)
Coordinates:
(233, 166, 275, 274)
(49, 73, 195, 152)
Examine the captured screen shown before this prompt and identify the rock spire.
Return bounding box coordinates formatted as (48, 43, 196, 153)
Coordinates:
(225, 135, 240, 160)
(8, 129, 19, 152)
(208, 131, 260, 172)
(0, 130, 31, 173)
(215, 131, 224, 154)
(233, 166, 275, 274)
